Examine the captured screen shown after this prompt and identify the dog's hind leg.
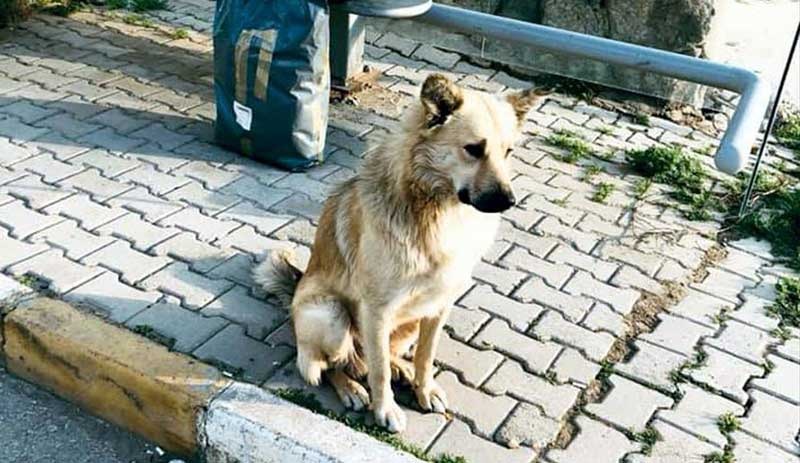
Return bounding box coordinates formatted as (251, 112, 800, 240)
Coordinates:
(293, 297, 355, 387)
(328, 369, 370, 411)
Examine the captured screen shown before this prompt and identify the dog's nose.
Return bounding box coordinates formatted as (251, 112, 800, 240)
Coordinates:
(473, 187, 516, 213)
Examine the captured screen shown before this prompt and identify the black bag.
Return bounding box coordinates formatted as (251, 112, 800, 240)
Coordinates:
(213, 0, 329, 171)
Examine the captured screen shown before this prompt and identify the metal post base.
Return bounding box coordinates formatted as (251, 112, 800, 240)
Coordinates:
(330, 9, 366, 87)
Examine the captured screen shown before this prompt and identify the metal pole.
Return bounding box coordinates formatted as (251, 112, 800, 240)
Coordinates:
(739, 21, 800, 217)
(415, 4, 773, 175)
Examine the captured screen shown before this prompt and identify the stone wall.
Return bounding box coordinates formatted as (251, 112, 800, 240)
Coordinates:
(387, 0, 716, 106)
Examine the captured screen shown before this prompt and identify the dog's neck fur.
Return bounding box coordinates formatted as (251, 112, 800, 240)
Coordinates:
(358, 108, 464, 268)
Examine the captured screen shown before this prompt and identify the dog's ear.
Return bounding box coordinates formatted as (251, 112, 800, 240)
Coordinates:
(420, 74, 464, 128)
(507, 87, 550, 123)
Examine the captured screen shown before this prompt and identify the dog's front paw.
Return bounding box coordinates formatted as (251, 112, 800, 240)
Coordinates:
(373, 399, 407, 433)
(414, 380, 448, 414)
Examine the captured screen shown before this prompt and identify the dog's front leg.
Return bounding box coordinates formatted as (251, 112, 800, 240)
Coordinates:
(413, 307, 450, 414)
(363, 309, 407, 433)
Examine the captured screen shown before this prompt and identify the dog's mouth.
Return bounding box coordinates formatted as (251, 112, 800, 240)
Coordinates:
(458, 188, 516, 213)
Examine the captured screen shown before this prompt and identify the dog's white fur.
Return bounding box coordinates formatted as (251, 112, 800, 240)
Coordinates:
(254, 74, 542, 432)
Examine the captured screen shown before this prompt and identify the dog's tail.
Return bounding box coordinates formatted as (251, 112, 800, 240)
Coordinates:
(252, 248, 303, 308)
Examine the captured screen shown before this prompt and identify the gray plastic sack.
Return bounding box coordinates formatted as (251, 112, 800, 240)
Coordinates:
(213, 0, 329, 171)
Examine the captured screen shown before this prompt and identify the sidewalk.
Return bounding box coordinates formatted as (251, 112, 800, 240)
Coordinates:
(0, 3, 798, 462)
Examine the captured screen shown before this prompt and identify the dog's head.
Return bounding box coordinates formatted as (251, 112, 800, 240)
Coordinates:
(415, 74, 543, 214)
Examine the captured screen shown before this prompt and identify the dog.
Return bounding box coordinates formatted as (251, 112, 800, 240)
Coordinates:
(254, 73, 542, 432)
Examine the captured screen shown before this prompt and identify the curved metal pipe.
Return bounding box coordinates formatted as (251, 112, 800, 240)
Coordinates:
(417, 4, 773, 174)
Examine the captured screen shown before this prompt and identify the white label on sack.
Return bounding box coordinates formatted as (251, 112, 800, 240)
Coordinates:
(233, 100, 252, 131)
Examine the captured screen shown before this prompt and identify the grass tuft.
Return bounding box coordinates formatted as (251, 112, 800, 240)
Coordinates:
(591, 182, 615, 204)
(717, 412, 741, 435)
(775, 111, 800, 151)
(273, 388, 466, 463)
(170, 27, 189, 39)
(546, 129, 593, 163)
(767, 276, 800, 328)
(632, 427, 662, 455)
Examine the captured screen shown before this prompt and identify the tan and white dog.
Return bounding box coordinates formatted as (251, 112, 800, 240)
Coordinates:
(254, 74, 542, 432)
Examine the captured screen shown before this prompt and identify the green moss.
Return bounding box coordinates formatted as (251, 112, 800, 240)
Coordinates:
(633, 113, 651, 127)
(122, 12, 154, 27)
(546, 129, 593, 163)
(170, 27, 189, 39)
(775, 111, 800, 151)
(272, 388, 467, 463)
(735, 184, 800, 271)
(767, 276, 800, 328)
(632, 426, 662, 455)
(717, 412, 740, 435)
(583, 164, 603, 181)
(591, 182, 615, 204)
(704, 448, 735, 463)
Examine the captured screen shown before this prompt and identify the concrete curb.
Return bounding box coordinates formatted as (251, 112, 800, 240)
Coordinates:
(0, 275, 423, 463)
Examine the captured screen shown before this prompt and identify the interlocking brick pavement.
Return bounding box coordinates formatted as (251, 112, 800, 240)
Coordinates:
(0, 5, 797, 462)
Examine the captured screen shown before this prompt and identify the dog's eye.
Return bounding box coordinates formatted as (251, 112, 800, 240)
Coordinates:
(464, 140, 486, 159)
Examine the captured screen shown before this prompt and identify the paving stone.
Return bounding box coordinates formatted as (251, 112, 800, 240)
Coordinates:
(65, 272, 160, 323)
(126, 301, 227, 353)
(202, 286, 285, 340)
(130, 123, 194, 151)
(43, 192, 128, 230)
(718, 247, 765, 280)
(394, 408, 447, 453)
(211, 200, 291, 235)
(503, 205, 545, 230)
(12, 152, 84, 183)
(668, 288, 734, 329)
(446, 304, 491, 341)
(599, 243, 664, 277)
(514, 176, 570, 202)
(82, 240, 170, 284)
(78, 127, 145, 153)
(58, 168, 133, 202)
(206, 253, 256, 289)
(692, 268, 753, 304)
(107, 186, 184, 221)
(0, 137, 37, 166)
(214, 225, 288, 257)
(141, 262, 234, 310)
(550, 347, 601, 386)
(269, 193, 323, 221)
(657, 384, 744, 448)
(740, 389, 800, 454)
(627, 420, 718, 463)
(616, 340, 686, 390)
(547, 415, 636, 463)
(500, 247, 573, 288)
(35, 112, 103, 139)
(518, 194, 583, 227)
(158, 207, 239, 242)
(751, 355, 800, 405)
(641, 313, 714, 356)
(532, 310, 615, 361)
(193, 324, 293, 383)
(172, 160, 240, 189)
(611, 265, 663, 293)
(483, 361, 580, 420)
(582, 302, 626, 336)
(96, 212, 179, 251)
(221, 176, 292, 209)
(587, 374, 673, 431)
(270, 218, 316, 247)
(515, 277, 593, 322)
(473, 261, 526, 295)
(535, 216, 598, 253)
(435, 371, 515, 437)
(548, 244, 618, 282)
(473, 319, 561, 374)
(0, 229, 48, 270)
(704, 319, 771, 365)
(152, 232, 232, 273)
(8, 249, 103, 294)
(28, 219, 114, 260)
(120, 163, 190, 195)
(775, 331, 800, 363)
(494, 402, 560, 455)
(727, 237, 774, 261)
(730, 295, 780, 332)
(496, 221, 560, 258)
(0, 100, 57, 124)
(1, 174, 73, 209)
(436, 333, 503, 387)
(428, 419, 535, 463)
(86, 108, 151, 135)
(0, 199, 63, 238)
(24, 134, 89, 161)
(732, 431, 799, 463)
(564, 271, 640, 315)
(67, 148, 140, 177)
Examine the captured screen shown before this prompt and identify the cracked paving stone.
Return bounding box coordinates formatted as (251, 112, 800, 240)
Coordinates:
(494, 402, 560, 454)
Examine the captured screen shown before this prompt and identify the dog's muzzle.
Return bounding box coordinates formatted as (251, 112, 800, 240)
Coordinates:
(459, 187, 516, 213)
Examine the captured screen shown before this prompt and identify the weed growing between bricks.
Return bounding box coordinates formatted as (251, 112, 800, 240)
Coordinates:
(768, 276, 800, 328)
(702, 412, 740, 463)
(272, 388, 467, 463)
(625, 145, 800, 270)
(775, 110, 800, 152)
